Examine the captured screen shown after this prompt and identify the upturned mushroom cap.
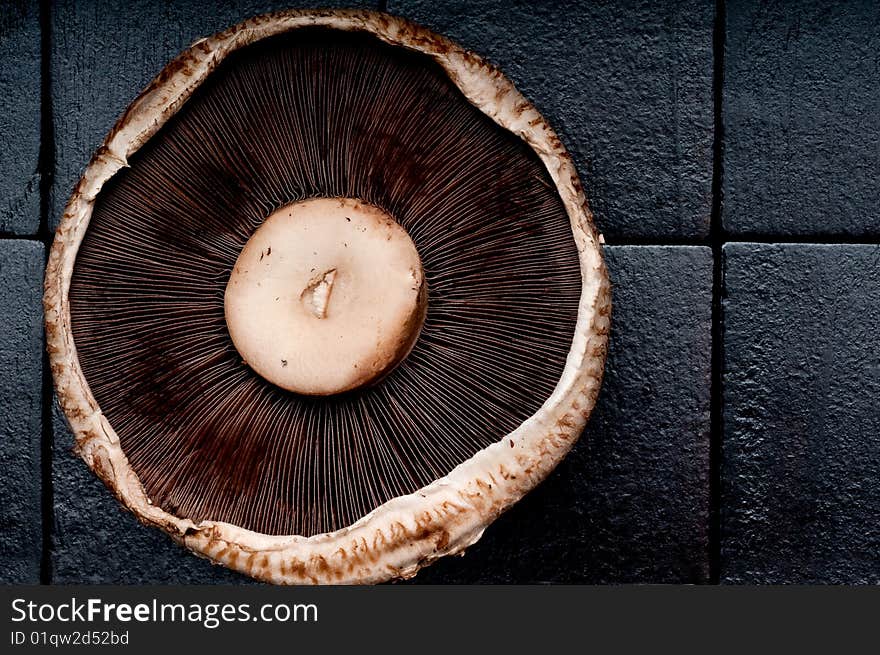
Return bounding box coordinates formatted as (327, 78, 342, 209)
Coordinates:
(44, 9, 611, 584)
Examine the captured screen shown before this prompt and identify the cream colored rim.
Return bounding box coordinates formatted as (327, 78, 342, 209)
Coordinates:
(44, 9, 611, 584)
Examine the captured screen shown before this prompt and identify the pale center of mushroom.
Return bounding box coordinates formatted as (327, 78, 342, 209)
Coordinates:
(224, 198, 427, 396)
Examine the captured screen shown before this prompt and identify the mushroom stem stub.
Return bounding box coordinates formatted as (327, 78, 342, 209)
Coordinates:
(301, 268, 337, 319)
(224, 197, 427, 396)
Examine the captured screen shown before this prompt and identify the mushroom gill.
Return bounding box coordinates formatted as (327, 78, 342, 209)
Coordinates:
(67, 27, 583, 539)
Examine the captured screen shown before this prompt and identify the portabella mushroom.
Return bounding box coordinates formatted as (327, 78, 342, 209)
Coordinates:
(45, 10, 610, 584)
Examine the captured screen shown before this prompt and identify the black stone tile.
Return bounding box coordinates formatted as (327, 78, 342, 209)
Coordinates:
(50, 0, 377, 230)
(390, 0, 715, 241)
(51, 403, 254, 584)
(0, 240, 45, 583)
(0, 1, 41, 235)
(722, 243, 880, 584)
(409, 246, 713, 584)
(723, 2, 880, 237)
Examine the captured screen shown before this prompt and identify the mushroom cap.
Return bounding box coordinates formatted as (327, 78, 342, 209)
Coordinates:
(44, 9, 611, 584)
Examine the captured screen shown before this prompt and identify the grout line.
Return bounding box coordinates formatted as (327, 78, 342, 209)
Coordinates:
(38, 0, 56, 586)
(708, 0, 726, 585)
(0, 233, 48, 241)
(603, 237, 711, 247)
(602, 237, 880, 247)
(718, 235, 880, 245)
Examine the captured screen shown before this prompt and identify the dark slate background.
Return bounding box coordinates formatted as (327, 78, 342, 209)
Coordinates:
(0, 0, 877, 585)
(723, 1, 880, 237)
(721, 244, 880, 583)
(0, 1, 40, 235)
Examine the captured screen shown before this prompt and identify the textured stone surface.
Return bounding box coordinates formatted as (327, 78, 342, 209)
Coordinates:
(722, 244, 880, 583)
(51, 402, 253, 584)
(0, 1, 41, 235)
(391, 0, 714, 240)
(50, 0, 376, 230)
(409, 246, 713, 583)
(724, 1, 880, 236)
(0, 240, 44, 583)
